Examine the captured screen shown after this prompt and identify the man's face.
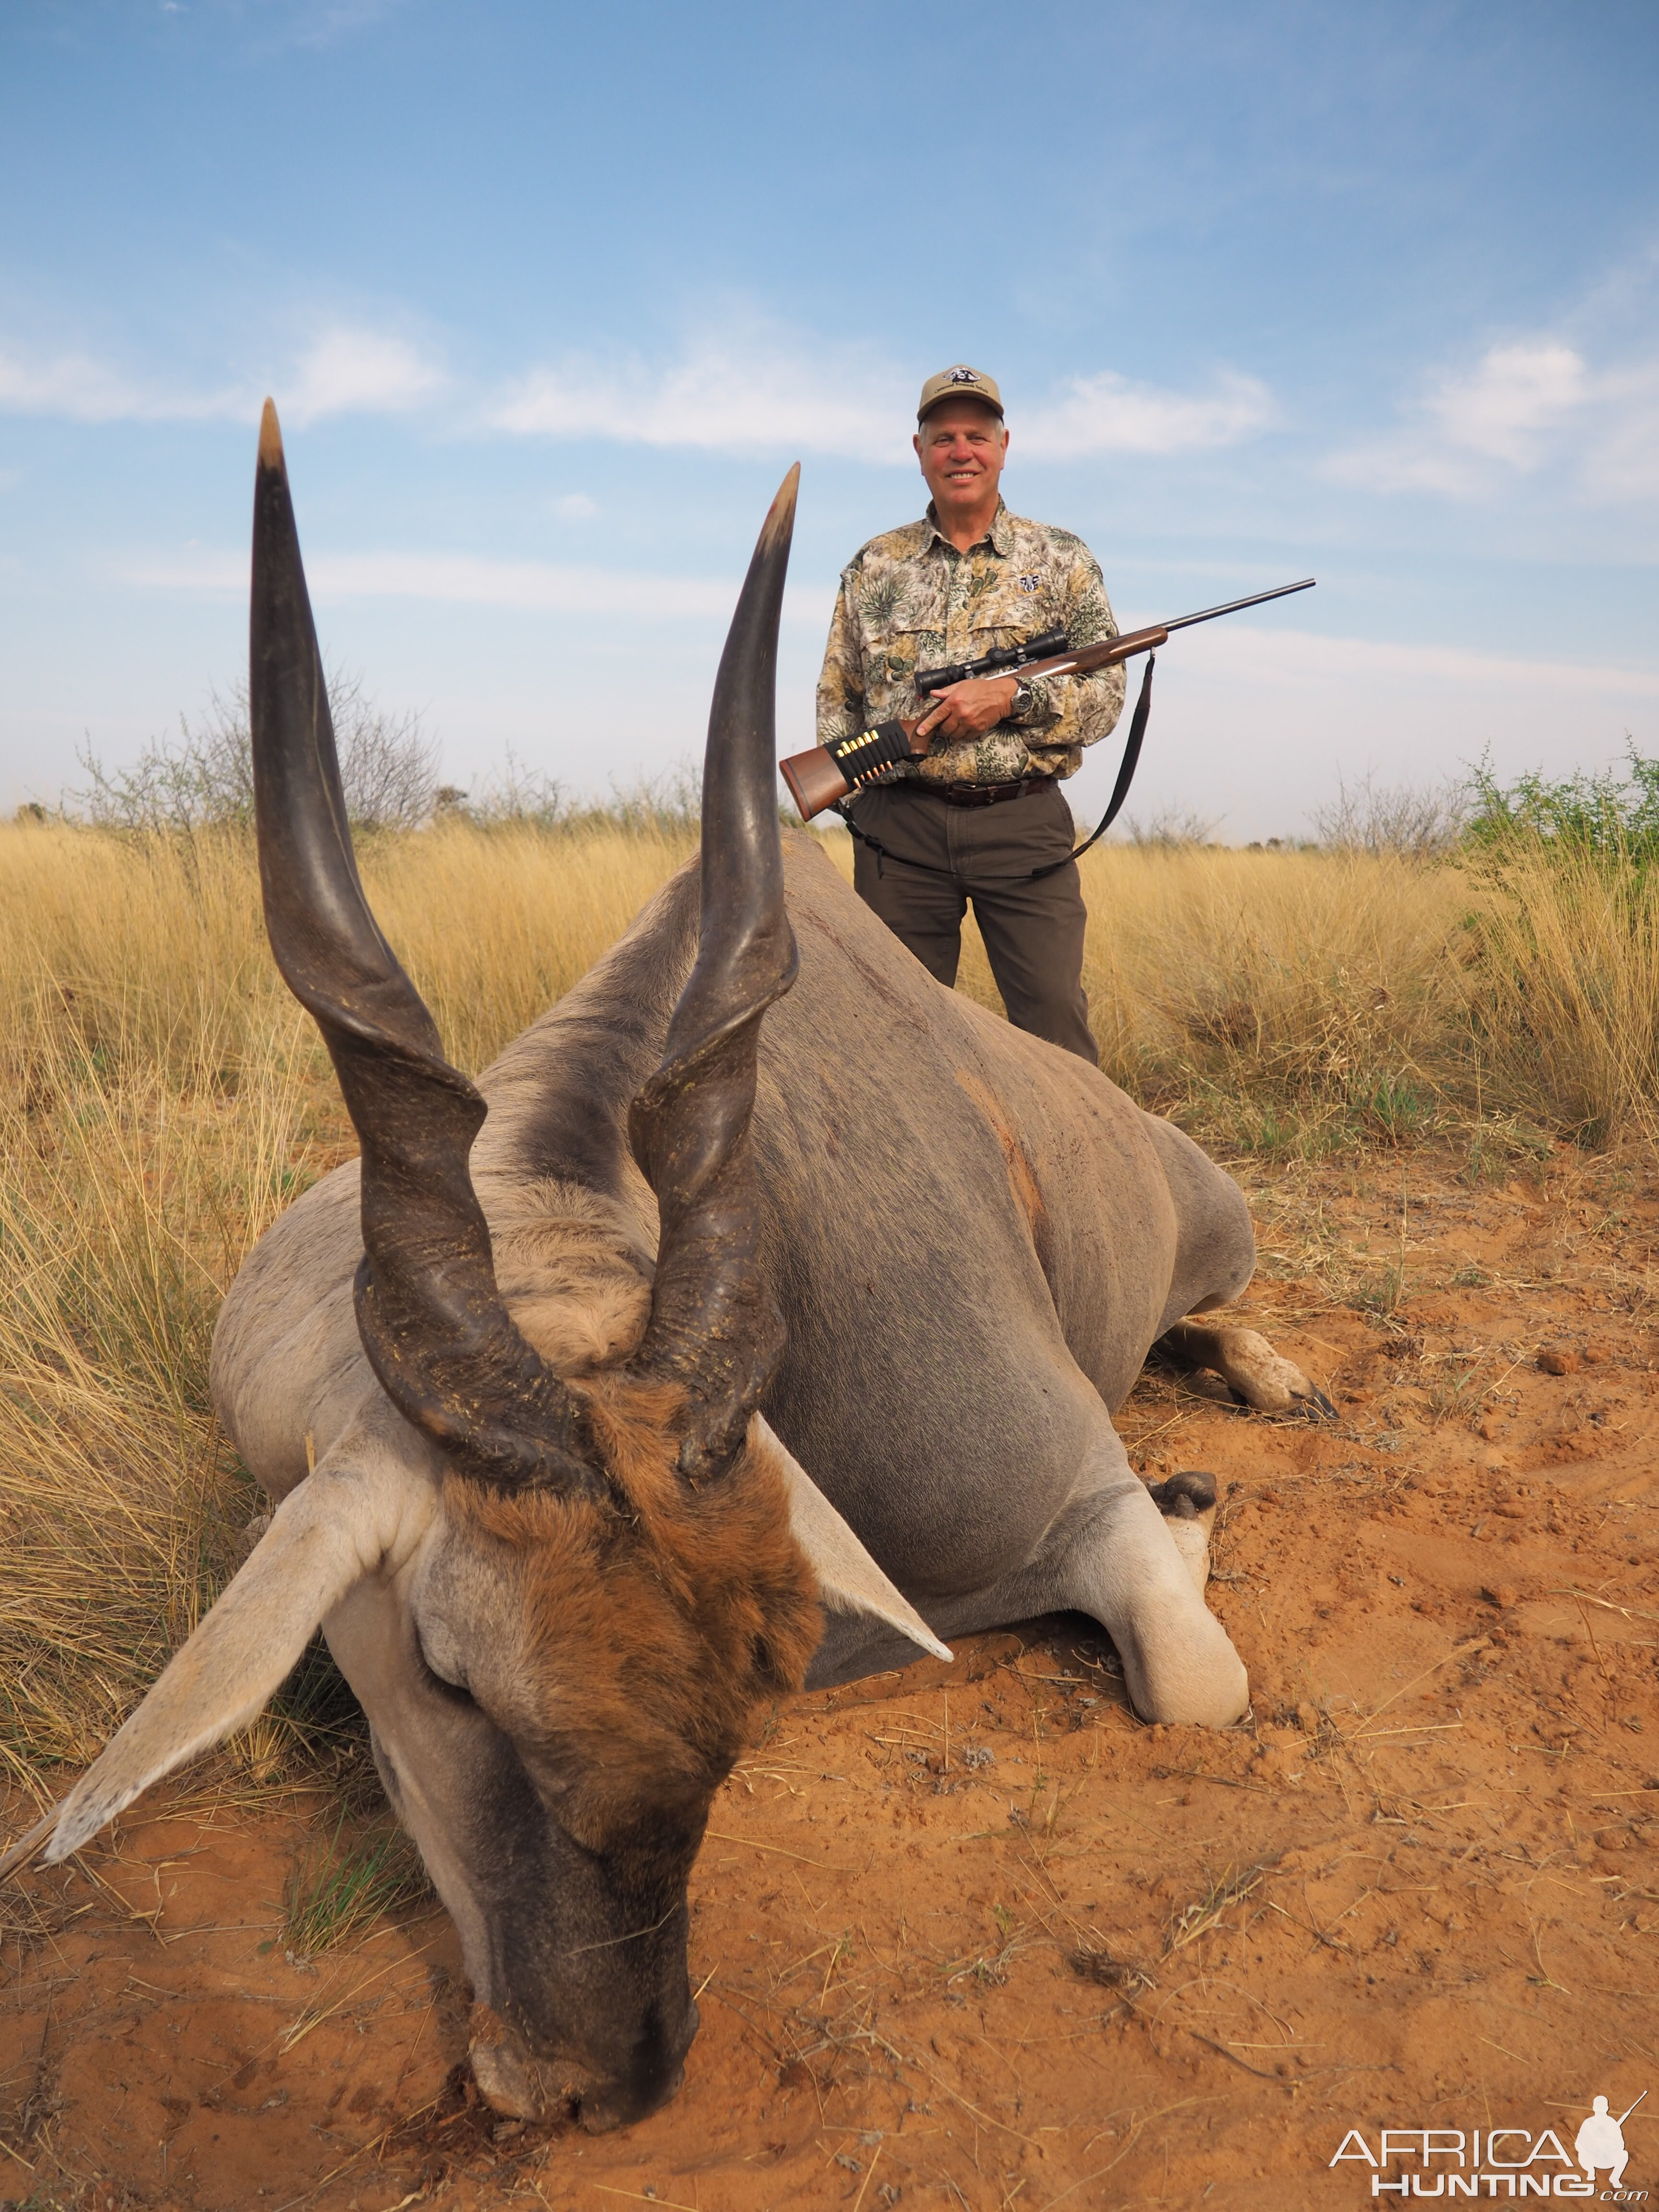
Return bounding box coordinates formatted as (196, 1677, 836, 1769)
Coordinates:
(914, 399, 1008, 521)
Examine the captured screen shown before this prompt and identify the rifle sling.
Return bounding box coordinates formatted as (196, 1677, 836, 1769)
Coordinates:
(832, 654, 1155, 887)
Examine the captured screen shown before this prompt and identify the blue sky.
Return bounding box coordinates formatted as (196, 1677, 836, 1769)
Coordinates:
(2, 0, 1656, 839)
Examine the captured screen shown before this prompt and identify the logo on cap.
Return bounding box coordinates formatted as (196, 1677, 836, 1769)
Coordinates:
(918, 363, 1003, 420)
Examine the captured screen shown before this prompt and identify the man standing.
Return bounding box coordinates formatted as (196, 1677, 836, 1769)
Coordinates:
(816, 364, 1123, 1065)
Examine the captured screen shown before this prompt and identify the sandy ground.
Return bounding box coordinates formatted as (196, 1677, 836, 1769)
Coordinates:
(3, 1140, 1658, 2212)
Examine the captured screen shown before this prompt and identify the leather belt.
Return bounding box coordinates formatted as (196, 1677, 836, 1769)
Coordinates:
(914, 778, 1043, 810)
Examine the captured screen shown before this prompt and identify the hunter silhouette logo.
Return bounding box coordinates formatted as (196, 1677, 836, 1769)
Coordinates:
(1330, 2091, 1647, 2197)
(1578, 2094, 1645, 2192)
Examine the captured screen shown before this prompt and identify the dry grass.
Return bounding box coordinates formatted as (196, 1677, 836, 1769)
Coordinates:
(0, 812, 697, 1085)
(1, 809, 1654, 1824)
(1075, 843, 1469, 1149)
(1456, 834, 1659, 1145)
(819, 838, 1471, 1153)
(370, 814, 698, 1071)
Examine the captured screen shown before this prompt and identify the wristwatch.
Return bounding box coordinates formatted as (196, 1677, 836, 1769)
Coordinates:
(1009, 679, 1036, 723)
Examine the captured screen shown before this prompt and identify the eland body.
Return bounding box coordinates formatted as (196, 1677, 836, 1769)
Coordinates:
(39, 413, 1329, 2131)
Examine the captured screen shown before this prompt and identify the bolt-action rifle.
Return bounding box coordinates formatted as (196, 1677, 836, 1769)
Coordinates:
(779, 577, 1315, 824)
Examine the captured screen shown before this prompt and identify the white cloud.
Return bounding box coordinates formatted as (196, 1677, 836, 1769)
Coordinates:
(1180, 620, 1659, 699)
(0, 322, 443, 428)
(310, 550, 737, 618)
(1578, 361, 1659, 502)
(489, 329, 1275, 464)
(3, 311, 1274, 469)
(1019, 369, 1274, 457)
(1082, 622, 1659, 845)
(282, 327, 444, 424)
(489, 333, 909, 464)
(1326, 337, 1659, 502)
(0, 346, 196, 423)
(122, 544, 830, 624)
(551, 492, 599, 521)
(1424, 341, 1587, 463)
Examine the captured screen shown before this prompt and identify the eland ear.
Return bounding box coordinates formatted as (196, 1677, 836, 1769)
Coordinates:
(753, 1417, 951, 1663)
(44, 1445, 432, 1863)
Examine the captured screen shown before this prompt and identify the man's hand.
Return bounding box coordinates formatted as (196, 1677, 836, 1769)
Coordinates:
(914, 673, 1018, 748)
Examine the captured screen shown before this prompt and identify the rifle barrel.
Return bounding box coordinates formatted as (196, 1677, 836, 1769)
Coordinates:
(1016, 577, 1316, 685)
(1160, 577, 1316, 634)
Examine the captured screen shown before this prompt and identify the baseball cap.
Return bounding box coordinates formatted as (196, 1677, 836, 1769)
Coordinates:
(917, 364, 1004, 422)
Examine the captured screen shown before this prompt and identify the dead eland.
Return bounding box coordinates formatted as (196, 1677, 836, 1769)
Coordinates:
(25, 406, 1330, 2131)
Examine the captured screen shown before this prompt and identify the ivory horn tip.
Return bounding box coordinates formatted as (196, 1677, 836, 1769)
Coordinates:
(258, 398, 285, 471)
(760, 462, 801, 549)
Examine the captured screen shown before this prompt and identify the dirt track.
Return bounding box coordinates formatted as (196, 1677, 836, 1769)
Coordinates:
(4, 1142, 1658, 2211)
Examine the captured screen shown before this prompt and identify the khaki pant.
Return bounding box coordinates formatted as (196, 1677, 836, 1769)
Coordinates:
(848, 780, 1098, 1065)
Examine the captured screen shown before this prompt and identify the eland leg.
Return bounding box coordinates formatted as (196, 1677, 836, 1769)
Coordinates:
(802, 1437, 1247, 1728)
(1135, 1112, 1335, 1420)
(1144, 1468, 1219, 1596)
(1154, 1319, 1336, 1419)
(1040, 1435, 1248, 1728)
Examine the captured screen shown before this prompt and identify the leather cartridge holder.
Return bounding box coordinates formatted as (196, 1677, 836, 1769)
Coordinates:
(779, 720, 913, 820)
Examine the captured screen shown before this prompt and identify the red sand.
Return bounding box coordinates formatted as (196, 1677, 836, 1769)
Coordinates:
(4, 1145, 1658, 2210)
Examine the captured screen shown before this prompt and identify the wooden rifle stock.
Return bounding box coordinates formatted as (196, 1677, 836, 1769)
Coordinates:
(780, 742, 876, 821)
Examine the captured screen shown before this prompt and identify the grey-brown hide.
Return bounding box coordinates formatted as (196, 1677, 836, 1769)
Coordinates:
(467, 832, 1266, 1697)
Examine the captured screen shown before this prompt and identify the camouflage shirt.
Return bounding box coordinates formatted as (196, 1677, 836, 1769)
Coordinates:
(815, 500, 1124, 788)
